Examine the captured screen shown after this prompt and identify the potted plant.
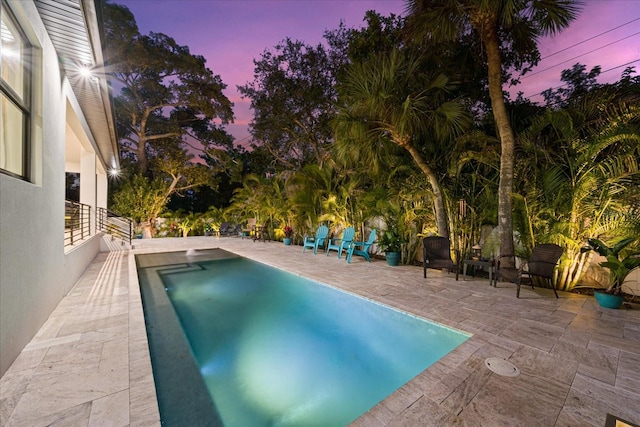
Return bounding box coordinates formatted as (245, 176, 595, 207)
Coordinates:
(378, 228, 404, 266)
(583, 237, 640, 309)
(283, 225, 293, 245)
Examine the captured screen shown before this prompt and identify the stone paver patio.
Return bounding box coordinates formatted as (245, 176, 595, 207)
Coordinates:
(1, 236, 639, 426)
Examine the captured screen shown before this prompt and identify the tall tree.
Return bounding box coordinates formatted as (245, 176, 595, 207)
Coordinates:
(104, 3, 234, 172)
(237, 38, 341, 170)
(405, 0, 582, 263)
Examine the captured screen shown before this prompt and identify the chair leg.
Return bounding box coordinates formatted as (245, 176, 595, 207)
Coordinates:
(517, 281, 521, 298)
(551, 283, 559, 298)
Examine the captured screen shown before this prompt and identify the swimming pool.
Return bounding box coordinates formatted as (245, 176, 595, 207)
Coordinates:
(137, 249, 470, 426)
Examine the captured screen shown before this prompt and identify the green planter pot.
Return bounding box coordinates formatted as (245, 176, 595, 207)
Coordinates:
(385, 252, 400, 266)
(594, 290, 624, 309)
(283, 238, 292, 246)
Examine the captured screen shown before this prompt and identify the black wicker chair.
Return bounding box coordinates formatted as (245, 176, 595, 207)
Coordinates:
(423, 236, 459, 280)
(496, 244, 563, 298)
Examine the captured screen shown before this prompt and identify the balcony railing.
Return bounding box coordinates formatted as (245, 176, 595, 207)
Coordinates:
(97, 207, 133, 245)
(64, 200, 91, 247)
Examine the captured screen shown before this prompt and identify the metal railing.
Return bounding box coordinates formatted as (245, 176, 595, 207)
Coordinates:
(97, 207, 133, 245)
(65, 200, 91, 247)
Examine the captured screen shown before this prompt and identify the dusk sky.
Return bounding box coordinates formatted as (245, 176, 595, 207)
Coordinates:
(116, 0, 640, 145)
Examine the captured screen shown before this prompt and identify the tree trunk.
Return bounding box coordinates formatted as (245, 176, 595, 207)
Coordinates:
(135, 107, 151, 172)
(402, 141, 449, 238)
(142, 222, 154, 239)
(137, 141, 147, 172)
(479, 18, 516, 266)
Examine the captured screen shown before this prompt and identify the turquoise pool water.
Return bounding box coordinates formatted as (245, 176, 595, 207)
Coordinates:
(139, 251, 470, 426)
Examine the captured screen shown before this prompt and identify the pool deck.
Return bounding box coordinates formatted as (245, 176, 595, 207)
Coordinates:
(2, 236, 639, 426)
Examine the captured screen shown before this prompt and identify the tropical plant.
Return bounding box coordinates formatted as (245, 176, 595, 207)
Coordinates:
(583, 238, 640, 295)
(174, 211, 203, 237)
(334, 48, 470, 238)
(378, 228, 404, 253)
(111, 174, 169, 237)
(514, 89, 640, 291)
(203, 222, 214, 235)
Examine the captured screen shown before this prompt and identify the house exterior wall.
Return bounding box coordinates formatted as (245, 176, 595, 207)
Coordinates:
(0, 0, 107, 377)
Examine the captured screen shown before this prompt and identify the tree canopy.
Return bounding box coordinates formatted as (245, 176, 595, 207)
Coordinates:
(238, 38, 342, 171)
(104, 2, 234, 172)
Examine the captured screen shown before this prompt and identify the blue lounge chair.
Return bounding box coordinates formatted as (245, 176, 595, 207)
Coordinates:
(302, 225, 329, 254)
(346, 229, 377, 263)
(326, 226, 355, 259)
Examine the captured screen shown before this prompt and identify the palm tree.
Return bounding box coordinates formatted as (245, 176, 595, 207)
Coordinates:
(405, 0, 582, 264)
(287, 164, 337, 234)
(334, 49, 469, 237)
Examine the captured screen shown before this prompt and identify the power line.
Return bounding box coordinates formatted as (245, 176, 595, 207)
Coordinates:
(523, 30, 640, 79)
(540, 17, 640, 60)
(524, 58, 640, 101)
(599, 58, 640, 75)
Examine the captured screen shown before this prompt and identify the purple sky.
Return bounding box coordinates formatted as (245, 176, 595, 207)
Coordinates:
(116, 0, 640, 145)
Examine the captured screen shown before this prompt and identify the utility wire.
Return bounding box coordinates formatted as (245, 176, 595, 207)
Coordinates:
(523, 30, 640, 79)
(540, 17, 640, 60)
(524, 58, 640, 101)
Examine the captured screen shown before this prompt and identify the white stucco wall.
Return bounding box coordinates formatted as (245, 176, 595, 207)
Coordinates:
(0, 1, 102, 376)
(622, 265, 640, 296)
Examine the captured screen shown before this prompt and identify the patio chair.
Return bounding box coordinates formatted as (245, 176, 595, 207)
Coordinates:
(302, 225, 329, 254)
(242, 218, 256, 239)
(496, 243, 563, 298)
(218, 222, 231, 236)
(423, 236, 459, 280)
(253, 219, 271, 242)
(346, 229, 377, 264)
(326, 226, 355, 259)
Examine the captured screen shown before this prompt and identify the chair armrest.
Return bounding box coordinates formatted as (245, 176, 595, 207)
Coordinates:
(497, 255, 526, 275)
(496, 255, 514, 269)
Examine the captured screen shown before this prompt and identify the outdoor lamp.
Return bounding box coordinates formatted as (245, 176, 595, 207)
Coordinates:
(472, 244, 482, 260)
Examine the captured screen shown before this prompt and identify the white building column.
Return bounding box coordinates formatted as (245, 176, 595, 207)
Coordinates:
(96, 170, 107, 209)
(80, 150, 97, 233)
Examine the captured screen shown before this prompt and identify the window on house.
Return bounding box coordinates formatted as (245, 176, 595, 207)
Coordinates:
(1, 1, 31, 179)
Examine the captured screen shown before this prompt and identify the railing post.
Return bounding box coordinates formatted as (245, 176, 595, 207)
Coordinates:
(70, 202, 75, 245)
